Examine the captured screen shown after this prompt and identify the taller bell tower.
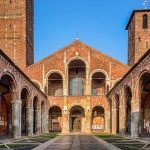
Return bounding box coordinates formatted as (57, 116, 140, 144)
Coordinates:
(126, 9, 150, 66)
(0, 0, 34, 69)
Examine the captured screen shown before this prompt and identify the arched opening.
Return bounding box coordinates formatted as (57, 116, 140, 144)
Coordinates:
(0, 74, 16, 136)
(33, 96, 39, 134)
(115, 94, 120, 134)
(21, 88, 29, 135)
(91, 106, 105, 132)
(68, 59, 86, 96)
(124, 87, 132, 135)
(143, 14, 148, 29)
(140, 72, 150, 136)
(41, 101, 45, 132)
(91, 72, 106, 95)
(49, 106, 62, 132)
(48, 73, 63, 96)
(69, 106, 85, 132)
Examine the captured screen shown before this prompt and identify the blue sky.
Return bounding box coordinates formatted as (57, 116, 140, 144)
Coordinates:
(34, 0, 146, 64)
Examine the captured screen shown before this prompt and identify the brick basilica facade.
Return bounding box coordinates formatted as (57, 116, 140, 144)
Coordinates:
(0, 1, 150, 139)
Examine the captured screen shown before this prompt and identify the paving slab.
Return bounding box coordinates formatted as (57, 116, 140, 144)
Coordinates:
(34, 135, 117, 150)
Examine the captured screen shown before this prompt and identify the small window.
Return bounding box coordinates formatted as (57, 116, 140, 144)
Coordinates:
(143, 14, 148, 29)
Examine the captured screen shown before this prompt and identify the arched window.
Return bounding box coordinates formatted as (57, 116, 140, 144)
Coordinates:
(91, 72, 106, 95)
(68, 59, 86, 96)
(48, 73, 63, 96)
(143, 14, 148, 29)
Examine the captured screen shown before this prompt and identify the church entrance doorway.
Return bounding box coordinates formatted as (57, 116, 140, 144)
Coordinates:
(70, 106, 84, 132)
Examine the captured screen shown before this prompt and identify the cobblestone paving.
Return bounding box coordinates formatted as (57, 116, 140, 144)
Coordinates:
(45, 135, 109, 150)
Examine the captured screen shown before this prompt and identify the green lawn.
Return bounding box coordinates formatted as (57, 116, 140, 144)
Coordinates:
(2, 132, 58, 150)
(95, 133, 147, 150)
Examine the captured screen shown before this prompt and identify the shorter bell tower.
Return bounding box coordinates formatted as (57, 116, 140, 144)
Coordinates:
(126, 9, 150, 66)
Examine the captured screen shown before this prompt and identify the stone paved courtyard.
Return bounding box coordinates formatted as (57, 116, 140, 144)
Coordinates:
(44, 135, 109, 150)
(1, 134, 150, 150)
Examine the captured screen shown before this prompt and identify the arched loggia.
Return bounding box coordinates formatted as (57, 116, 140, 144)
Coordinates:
(21, 88, 30, 135)
(91, 106, 105, 132)
(49, 106, 62, 132)
(124, 86, 132, 135)
(33, 96, 39, 134)
(68, 59, 86, 96)
(140, 72, 150, 136)
(0, 74, 16, 136)
(69, 106, 85, 132)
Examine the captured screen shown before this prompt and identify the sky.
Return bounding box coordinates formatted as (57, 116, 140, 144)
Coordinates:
(34, 0, 147, 64)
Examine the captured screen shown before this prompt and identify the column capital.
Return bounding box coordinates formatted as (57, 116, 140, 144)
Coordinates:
(11, 100, 22, 104)
(26, 106, 33, 110)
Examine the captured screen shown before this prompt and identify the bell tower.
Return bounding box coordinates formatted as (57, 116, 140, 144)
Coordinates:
(0, 0, 34, 69)
(126, 9, 150, 66)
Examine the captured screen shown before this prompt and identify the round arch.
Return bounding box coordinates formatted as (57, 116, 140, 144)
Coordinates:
(45, 70, 65, 81)
(69, 105, 85, 132)
(124, 86, 132, 134)
(33, 96, 40, 134)
(45, 70, 64, 96)
(90, 70, 107, 95)
(0, 72, 17, 99)
(139, 71, 150, 135)
(0, 73, 17, 136)
(89, 69, 109, 80)
(68, 103, 86, 112)
(91, 105, 105, 132)
(20, 87, 30, 135)
(67, 58, 86, 96)
(66, 56, 88, 68)
(49, 105, 62, 132)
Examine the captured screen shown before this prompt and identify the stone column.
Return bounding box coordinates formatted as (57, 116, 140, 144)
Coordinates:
(26, 107, 33, 136)
(131, 100, 140, 138)
(62, 114, 69, 133)
(62, 96, 69, 133)
(111, 98, 117, 134)
(36, 108, 41, 134)
(85, 114, 91, 133)
(12, 100, 21, 139)
(85, 67, 90, 95)
(105, 110, 110, 133)
(42, 110, 49, 133)
(119, 92, 126, 135)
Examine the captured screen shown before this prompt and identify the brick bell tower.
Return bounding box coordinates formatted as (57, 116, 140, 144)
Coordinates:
(0, 0, 34, 69)
(126, 9, 150, 67)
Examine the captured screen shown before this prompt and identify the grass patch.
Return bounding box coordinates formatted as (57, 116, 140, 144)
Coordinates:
(103, 138, 124, 143)
(28, 138, 48, 143)
(0, 144, 7, 148)
(7, 144, 34, 148)
(115, 143, 145, 148)
(13, 139, 37, 143)
(27, 132, 58, 143)
(95, 133, 121, 138)
(116, 145, 138, 150)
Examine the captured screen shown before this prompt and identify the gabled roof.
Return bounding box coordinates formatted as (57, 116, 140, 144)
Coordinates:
(27, 40, 129, 69)
(126, 9, 150, 30)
